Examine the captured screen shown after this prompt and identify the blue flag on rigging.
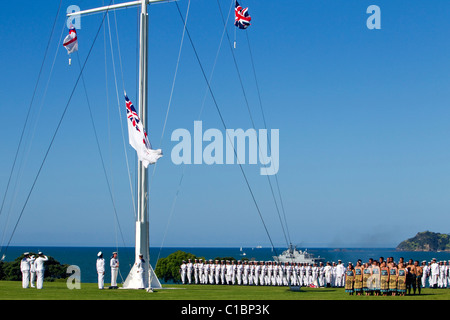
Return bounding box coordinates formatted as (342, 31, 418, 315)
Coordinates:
(63, 27, 78, 54)
(235, 1, 251, 29)
(125, 93, 162, 168)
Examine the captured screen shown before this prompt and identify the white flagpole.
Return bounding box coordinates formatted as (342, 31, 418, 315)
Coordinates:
(68, 0, 169, 290)
(135, 0, 151, 290)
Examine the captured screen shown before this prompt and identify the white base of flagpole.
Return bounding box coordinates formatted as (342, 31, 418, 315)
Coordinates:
(121, 263, 162, 290)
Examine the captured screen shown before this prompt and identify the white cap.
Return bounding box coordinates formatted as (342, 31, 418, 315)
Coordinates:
(97, 251, 102, 257)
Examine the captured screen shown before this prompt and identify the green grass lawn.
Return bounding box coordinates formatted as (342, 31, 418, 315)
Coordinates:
(0, 280, 449, 300)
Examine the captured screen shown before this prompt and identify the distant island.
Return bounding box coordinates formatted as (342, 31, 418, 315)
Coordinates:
(396, 231, 450, 252)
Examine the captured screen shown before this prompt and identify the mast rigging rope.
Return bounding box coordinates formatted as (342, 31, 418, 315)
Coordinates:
(0, 0, 62, 237)
(0, 0, 115, 258)
(215, 0, 290, 248)
(174, 1, 278, 256)
(245, 31, 292, 245)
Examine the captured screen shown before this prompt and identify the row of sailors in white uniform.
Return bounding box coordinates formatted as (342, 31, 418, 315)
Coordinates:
(422, 260, 450, 288)
(180, 259, 348, 287)
(19, 252, 48, 289)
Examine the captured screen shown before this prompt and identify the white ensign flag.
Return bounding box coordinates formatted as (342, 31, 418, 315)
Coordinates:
(125, 93, 162, 168)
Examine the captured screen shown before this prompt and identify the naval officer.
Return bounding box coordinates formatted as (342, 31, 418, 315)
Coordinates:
(135, 254, 146, 289)
(193, 259, 199, 284)
(335, 260, 346, 287)
(110, 252, 119, 288)
(421, 261, 428, 288)
(430, 258, 439, 288)
(34, 252, 48, 289)
(180, 260, 187, 284)
(29, 255, 36, 288)
(187, 259, 193, 284)
(214, 260, 221, 284)
(96, 251, 105, 289)
(243, 260, 249, 285)
(20, 252, 31, 289)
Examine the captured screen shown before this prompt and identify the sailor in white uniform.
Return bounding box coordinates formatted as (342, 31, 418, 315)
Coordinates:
(268, 262, 274, 285)
(248, 261, 254, 285)
(335, 260, 345, 287)
(278, 263, 284, 286)
(312, 263, 319, 287)
(135, 254, 146, 289)
(236, 260, 243, 285)
(438, 261, 444, 288)
(220, 260, 226, 285)
(29, 255, 36, 288)
(253, 261, 264, 286)
(180, 260, 187, 284)
(266, 262, 272, 286)
(300, 263, 306, 286)
(208, 260, 215, 284)
(293, 263, 299, 286)
(318, 262, 325, 287)
(324, 262, 333, 287)
(110, 252, 119, 288)
(305, 263, 312, 286)
(20, 252, 31, 289)
(96, 251, 105, 289)
(214, 260, 221, 284)
(448, 260, 450, 288)
(226, 260, 233, 285)
(430, 258, 439, 288)
(332, 262, 337, 287)
(284, 263, 290, 286)
(243, 261, 249, 285)
(202, 260, 209, 284)
(281, 263, 288, 286)
(193, 259, 199, 284)
(421, 261, 428, 288)
(438, 261, 447, 288)
(264, 262, 270, 285)
(231, 260, 237, 285)
(34, 252, 48, 289)
(187, 259, 193, 284)
(198, 259, 204, 284)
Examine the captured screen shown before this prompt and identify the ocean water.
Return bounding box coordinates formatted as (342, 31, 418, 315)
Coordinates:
(3, 246, 450, 284)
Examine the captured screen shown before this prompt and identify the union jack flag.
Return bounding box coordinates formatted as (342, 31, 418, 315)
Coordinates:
(125, 94, 141, 133)
(235, 1, 251, 29)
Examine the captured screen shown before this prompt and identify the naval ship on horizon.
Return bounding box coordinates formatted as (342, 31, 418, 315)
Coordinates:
(273, 243, 325, 264)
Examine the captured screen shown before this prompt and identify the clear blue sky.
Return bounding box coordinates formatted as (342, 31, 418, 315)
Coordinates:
(1, 0, 450, 249)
